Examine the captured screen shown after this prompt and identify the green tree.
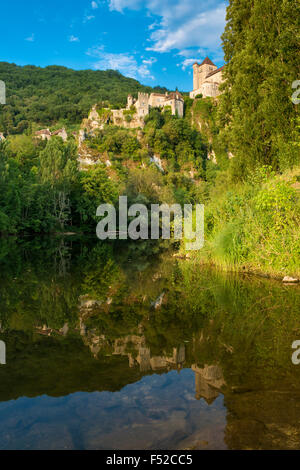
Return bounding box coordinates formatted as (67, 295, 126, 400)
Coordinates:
(39, 138, 78, 229)
(220, 0, 300, 176)
(75, 166, 119, 226)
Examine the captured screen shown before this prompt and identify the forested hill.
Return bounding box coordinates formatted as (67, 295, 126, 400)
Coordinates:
(0, 62, 167, 134)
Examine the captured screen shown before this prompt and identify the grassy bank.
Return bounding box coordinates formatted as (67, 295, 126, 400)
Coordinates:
(182, 166, 300, 279)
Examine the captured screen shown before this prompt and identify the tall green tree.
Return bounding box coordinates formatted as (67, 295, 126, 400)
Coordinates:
(74, 166, 119, 227)
(39, 138, 78, 229)
(219, 0, 300, 176)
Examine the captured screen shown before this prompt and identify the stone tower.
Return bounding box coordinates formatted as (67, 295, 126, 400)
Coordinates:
(127, 94, 134, 109)
(136, 92, 150, 117)
(193, 57, 217, 90)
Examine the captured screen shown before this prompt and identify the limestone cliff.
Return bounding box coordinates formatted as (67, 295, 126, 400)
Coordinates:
(189, 96, 231, 166)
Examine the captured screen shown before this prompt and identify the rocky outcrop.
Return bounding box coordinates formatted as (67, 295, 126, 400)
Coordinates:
(151, 292, 165, 310)
(150, 155, 164, 172)
(283, 276, 299, 283)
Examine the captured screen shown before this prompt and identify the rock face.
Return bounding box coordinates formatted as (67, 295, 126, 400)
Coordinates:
(207, 150, 217, 164)
(150, 155, 164, 172)
(283, 276, 299, 283)
(79, 298, 103, 310)
(52, 128, 68, 142)
(151, 293, 165, 310)
(80, 327, 186, 373)
(78, 129, 86, 145)
(113, 336, 186, 373)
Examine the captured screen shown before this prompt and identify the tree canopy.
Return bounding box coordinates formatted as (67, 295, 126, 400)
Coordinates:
(219, 0, 300, 176)
(0, 62, 167, 134)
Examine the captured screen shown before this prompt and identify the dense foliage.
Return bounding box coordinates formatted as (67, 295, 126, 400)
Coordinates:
(88, 107, 207, 169)
(219, 0, 300, 176)
(0, 107, 208, 236)
(0, 0, 299, 278)
(183, 165, 300, 277)
(0, 138, 118, 234)
(0, 62, 167, 134)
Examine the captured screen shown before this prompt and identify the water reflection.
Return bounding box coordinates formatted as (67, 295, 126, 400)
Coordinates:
(0, 237, 299, 449)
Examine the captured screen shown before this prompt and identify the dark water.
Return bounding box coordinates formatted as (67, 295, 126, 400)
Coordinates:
(0, 236, 299, 450)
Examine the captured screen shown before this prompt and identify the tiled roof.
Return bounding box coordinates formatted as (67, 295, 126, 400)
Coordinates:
(200, 57, 217, 67)
(166, 91, 184, 101)
(205, 65, 225, 78)
(193, 57, 216, 67)
(193, 57, 217, 67)
(151, 91, 184, 101)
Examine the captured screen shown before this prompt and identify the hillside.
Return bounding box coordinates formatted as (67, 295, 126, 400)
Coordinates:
(0, 62, 167, 134)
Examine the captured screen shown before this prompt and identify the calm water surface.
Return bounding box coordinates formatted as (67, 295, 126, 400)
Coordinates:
(0, 237, 299, 450)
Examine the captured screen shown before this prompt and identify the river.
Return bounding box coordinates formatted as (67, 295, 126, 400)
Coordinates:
(0, 236, 299, 450)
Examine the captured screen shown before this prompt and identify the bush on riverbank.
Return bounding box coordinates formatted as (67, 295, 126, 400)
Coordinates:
(183, 165, 300, 278)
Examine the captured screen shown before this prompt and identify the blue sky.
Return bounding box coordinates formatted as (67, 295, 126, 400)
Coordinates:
(0, 0, 227, 91)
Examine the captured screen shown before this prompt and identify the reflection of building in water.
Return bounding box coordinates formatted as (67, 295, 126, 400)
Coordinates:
(192, 365, 225, 405)
(114, 336, 186, 372)
(80, 320, 186, 372)
(79, 316, 225, 403)
(137, 344, 185, 372)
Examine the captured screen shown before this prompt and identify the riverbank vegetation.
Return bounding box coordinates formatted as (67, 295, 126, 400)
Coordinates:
(0, 0, 299, 278)
(179, 0, 300, 277)
(182, 164, 300, 278)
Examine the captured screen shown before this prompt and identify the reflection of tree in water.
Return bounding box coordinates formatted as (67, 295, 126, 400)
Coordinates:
(1, 238, 300, 449)
(53, 237, 72, 277)
(81, 243, 123, 302)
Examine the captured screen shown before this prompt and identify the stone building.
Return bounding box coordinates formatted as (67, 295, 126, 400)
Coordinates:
(35, 129, 52, 141)
(133, 92, 151, 117)
(35, 127, 68, 142)
(83, 89, 184, 133)
(190, 57, 224, 99)
(128, 90, 184, 118)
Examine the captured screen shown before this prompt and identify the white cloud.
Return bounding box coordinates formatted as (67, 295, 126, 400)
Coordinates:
(147, 6, 226, 52)
(108, 0, 141, 12)
(69, 35, 80, 42)
(107, 0, 226, 54)
(142, 57, 157, 66)
(25, 33, 35, 42)
(180, 58, 198, 71)
(84, 14, 95, 22)
(177, 48, 206, 58)
(148, 22, 159, 31)
(91, 1, 98, 8)
(87, 48, 155, 80)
